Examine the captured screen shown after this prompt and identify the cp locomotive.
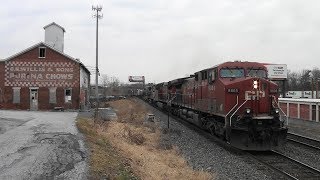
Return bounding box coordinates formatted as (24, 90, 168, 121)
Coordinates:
(147, 61, 287, 150)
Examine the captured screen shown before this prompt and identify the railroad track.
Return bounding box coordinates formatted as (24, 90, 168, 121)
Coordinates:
(250, 150, 320, 180)
(140, 99, 320, 179)
(287, 132, 320, 151)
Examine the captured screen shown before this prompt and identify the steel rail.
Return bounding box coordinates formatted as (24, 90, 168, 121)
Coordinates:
(249, 150, 320, 180)
(248, 152, 297, 180)
(287, 138, 320, 151)
(287, 132, 320, 150)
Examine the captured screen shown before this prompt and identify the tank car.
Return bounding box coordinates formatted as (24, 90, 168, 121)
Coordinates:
(148, 61, 287, 151)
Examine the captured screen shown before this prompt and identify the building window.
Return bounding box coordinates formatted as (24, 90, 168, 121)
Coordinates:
(49, 88, 57, 104)
(65, 89, 72, 103)
(13, 87, 21, 104)
(39, 47, 46, 58)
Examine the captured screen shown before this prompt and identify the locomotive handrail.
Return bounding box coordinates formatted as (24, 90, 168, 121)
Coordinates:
(272, 95, 288, 125)
(226, 96, 239, 126)
(167, 94, 176, 104)
(229, 99, 248, 127)
(272, 96, 286, 116)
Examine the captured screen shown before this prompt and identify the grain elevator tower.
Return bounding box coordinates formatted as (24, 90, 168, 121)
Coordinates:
(43, 22, 65, 52)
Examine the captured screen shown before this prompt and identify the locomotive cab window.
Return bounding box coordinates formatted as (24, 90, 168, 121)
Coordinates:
(220, 68, 244, 78)
(247, 68, 267, 78)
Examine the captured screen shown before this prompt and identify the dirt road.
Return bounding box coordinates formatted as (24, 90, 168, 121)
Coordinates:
(0, 110, 87, 179)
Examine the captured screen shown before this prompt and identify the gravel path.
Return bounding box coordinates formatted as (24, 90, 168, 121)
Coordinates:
(0, 110, 88, 179)
(139, 99, 278, 180)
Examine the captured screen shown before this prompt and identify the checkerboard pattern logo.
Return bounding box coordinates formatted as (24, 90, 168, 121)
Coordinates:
(5, 61, 79, 87)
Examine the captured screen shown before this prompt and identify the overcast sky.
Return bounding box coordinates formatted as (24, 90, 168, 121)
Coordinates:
(1, 0, 320, 83)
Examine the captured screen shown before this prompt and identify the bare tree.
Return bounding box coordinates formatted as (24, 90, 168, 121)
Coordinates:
(100, 74, 110, 96)
(287, 70, 299, 91)
(311, 68, 320, 95)
(110, 76, 120, 87)
(99, 75, 122, 96)
(110, 76, 120, 95)
(285, 68, 320, 92)
(299, 69, 311, 91)
(311, 67, 320, 80)
(100, 74, 109, 86)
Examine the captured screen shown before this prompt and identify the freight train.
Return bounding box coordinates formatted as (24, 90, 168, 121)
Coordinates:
(146, 61, 288, 150)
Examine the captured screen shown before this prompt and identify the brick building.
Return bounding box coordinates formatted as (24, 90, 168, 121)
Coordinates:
(0, 22, 90, 110)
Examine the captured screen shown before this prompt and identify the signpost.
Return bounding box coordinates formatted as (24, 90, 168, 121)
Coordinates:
(167, 95, 176, 129)
(128, 76, 145, 95)
(265, 64, 288, 79)
(167, 101, 170, 129)
(128, 76, 145, 82)
(265, 64, 288, 98)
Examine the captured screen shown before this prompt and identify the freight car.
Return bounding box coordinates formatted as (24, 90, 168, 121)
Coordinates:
(147, 61, 288, 150)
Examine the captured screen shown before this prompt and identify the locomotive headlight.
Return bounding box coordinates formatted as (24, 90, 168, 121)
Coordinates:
(253, 80, 258, 89)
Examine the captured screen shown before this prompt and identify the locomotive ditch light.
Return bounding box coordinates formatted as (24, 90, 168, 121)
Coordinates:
(253, 80, 258, 89)
(274, 108, 279, 114)
(245, 108, 251, 114)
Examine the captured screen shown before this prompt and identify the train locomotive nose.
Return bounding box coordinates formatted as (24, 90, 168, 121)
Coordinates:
(227, 78, 287, 150)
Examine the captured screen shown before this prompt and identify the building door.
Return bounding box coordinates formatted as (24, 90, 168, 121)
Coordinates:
(30, 89, 38, 110)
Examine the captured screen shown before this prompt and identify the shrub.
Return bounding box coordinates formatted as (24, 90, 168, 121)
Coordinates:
(122, 126, 146, 145)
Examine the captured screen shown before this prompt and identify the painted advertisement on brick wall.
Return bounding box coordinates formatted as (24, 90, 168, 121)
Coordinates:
(5, 61, 79, 87)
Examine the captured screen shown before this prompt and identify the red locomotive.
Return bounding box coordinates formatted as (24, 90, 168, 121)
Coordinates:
(148, 61, 287, 150)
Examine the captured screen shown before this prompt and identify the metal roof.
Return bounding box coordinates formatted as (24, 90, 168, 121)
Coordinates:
(43, 22, 66, 32)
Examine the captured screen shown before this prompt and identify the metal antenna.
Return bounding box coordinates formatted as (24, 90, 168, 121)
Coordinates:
(92, 5, 103, 120)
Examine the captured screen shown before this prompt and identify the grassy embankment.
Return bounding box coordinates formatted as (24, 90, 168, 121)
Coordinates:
(76, 98, 213, 180)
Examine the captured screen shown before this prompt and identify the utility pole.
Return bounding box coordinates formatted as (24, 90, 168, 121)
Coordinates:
(316, 79, 319, 99)
(92, 5, 103, 119)
(311, 78, 314, 98)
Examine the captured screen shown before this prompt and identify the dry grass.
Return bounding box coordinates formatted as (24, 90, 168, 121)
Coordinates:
(76, 118, 137, 179)
(106, 98, 213, 180)
(77, 98, 213, 180)
(109, 99, 146, 125)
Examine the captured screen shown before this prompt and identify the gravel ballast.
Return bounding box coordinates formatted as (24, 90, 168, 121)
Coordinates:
(276, 140, 320, 171)
(277, 118, 320, 171)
